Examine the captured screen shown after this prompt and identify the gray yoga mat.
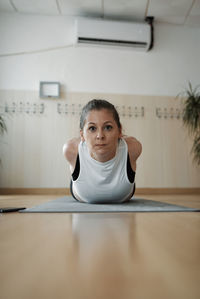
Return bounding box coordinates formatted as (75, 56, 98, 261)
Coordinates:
(20, 196, 200, 213)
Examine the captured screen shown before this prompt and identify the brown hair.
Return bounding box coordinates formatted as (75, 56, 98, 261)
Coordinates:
(80, 99, 122, 130)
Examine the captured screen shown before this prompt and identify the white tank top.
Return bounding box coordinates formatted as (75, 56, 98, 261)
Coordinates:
(72, 138, 134, 203)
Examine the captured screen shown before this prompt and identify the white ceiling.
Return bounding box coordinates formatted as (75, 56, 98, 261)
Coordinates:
(0, 0, 200, 26)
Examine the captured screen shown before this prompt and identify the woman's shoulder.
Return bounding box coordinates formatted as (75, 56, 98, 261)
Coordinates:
(63, 137, 81, 163)
(123, 136, 142, 161)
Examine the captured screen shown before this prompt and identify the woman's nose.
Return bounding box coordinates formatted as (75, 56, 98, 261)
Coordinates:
(96, 129, 105, 139)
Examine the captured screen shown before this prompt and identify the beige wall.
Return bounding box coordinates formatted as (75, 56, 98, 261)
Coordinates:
(0, 89, 199, 188)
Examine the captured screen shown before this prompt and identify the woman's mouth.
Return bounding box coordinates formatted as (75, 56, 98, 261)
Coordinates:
(95, 144, 106, 147)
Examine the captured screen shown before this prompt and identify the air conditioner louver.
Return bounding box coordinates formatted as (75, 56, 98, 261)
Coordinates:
(78, 37, 147, 48)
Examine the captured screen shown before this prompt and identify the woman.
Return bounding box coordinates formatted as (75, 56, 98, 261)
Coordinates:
(63, 99, 142, 203)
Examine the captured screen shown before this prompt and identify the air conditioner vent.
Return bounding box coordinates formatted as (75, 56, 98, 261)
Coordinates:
(78, 37, 147, 48)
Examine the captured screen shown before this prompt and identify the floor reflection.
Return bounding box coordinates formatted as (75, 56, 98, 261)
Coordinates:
(70, 213, 138, 298)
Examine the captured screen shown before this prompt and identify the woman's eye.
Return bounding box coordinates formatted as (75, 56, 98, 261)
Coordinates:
(89, 126, 96, 132)
(105, 125, 113, 131)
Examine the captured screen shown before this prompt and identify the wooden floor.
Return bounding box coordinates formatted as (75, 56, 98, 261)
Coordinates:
(0, 194, 200, 299)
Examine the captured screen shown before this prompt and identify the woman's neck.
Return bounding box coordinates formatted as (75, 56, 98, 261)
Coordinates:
(90, 149, 117, 163)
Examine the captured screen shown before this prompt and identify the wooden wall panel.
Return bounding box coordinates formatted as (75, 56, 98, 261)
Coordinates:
(0, 90, 199, 188)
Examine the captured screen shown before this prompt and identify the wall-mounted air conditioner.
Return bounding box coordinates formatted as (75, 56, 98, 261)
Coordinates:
(75, 17, 154, 51)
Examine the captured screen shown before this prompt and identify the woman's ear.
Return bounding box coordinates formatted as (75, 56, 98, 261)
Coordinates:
(119, 127, 122, 138)
(80, 130, 85, 142)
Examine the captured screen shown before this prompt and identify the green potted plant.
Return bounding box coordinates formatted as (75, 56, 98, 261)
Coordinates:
(0, 114, 7, 136)
(0, 112, 7, 165)
(180, 82, 200, 165)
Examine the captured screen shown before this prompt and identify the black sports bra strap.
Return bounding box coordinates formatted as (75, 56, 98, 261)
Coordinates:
(127, 154, 135, 183)
(72, 155, 80, 181)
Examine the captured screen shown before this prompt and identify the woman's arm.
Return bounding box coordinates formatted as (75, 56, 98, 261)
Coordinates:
(123, 136, 142, 172)
(63, 137, 81, 173)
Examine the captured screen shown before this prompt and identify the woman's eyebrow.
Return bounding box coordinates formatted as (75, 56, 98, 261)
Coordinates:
(87, 121, 113, 125)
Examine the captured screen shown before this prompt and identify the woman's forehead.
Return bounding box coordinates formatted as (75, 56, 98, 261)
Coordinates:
(86, 109, 115, 121)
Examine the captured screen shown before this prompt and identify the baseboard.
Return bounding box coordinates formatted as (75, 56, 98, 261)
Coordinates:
(0, 188, 70, 195)
(135, 188, 200, 195)
(0, 188, 200, 195)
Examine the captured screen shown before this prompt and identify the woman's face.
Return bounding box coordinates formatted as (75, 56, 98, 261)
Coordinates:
(80, 109, 122, 162)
